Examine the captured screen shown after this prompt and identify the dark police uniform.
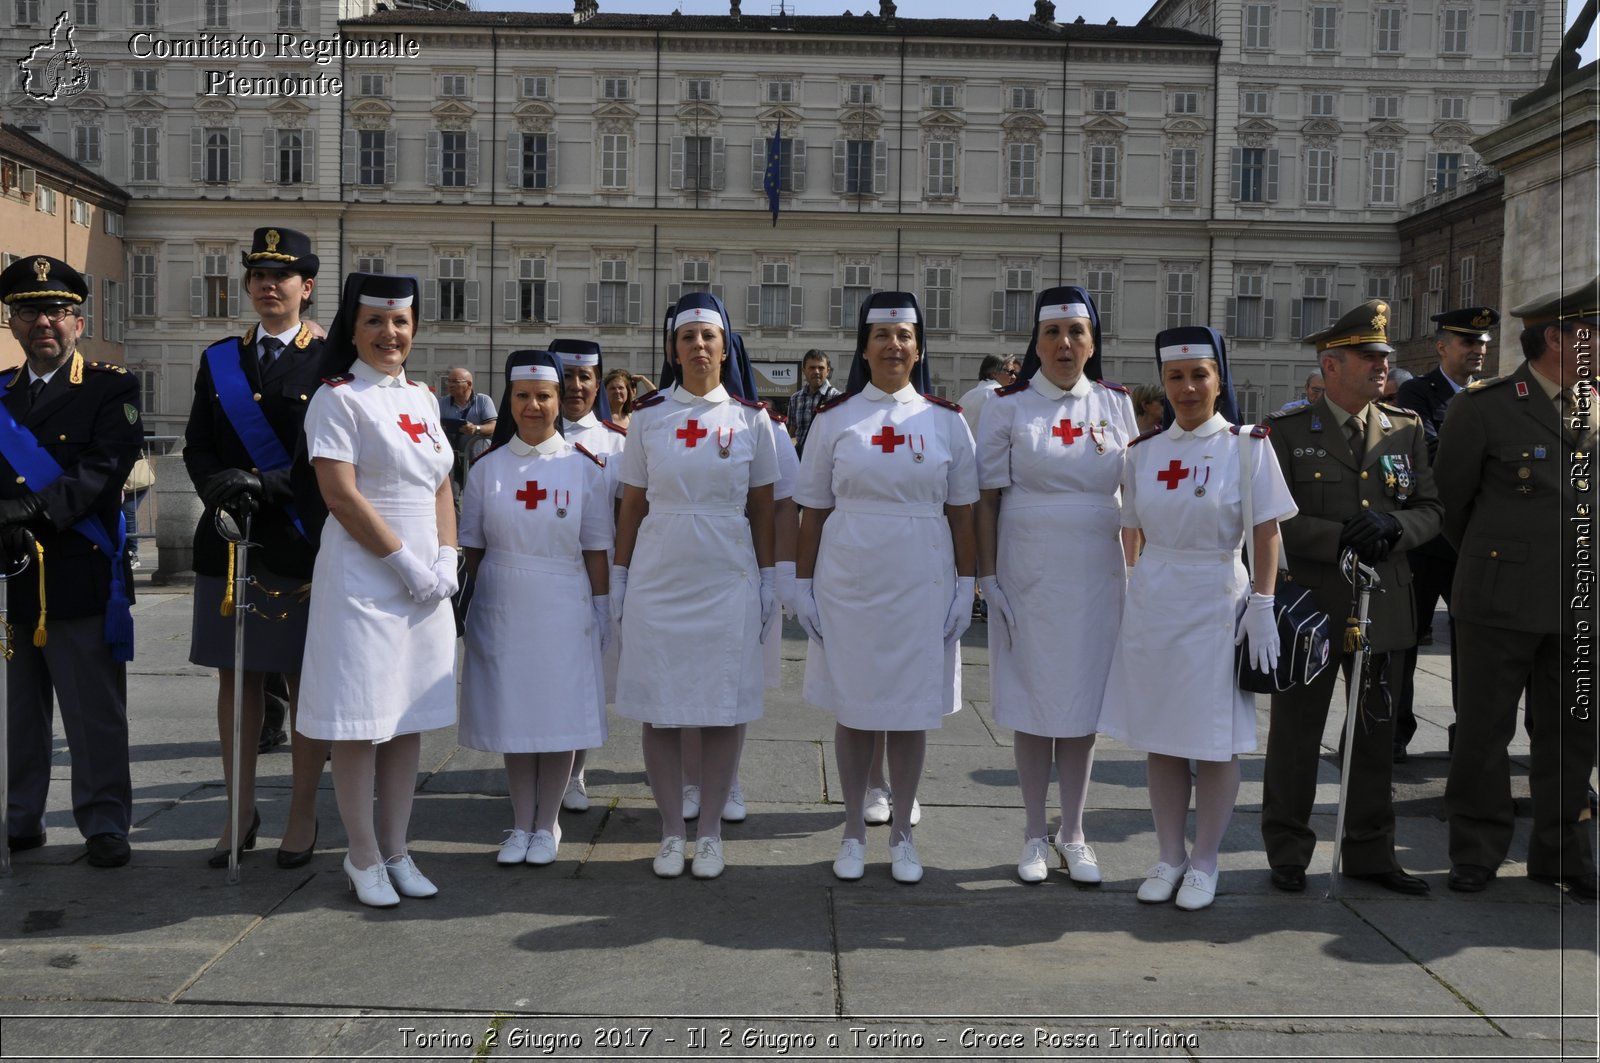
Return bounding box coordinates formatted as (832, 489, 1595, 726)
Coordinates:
(1260, 300, 1444, 888)
(1436, 278, 1598, 896)
(0, 255, 141, 865)
(1390, 306, 1499, 753)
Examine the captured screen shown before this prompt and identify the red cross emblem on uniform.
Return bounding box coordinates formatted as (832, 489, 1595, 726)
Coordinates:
(397, 414, 428, 442)
(870, 425, 906, 452)
(515, 481, 547, 510)
(676, 419, 709, 447)
(1181, 344, 1191, 353)
(1156, 459, 1190, 490)
(1052, 419, 1083, 445)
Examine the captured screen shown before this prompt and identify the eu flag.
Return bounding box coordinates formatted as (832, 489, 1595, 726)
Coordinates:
(763, 119, 782, 227)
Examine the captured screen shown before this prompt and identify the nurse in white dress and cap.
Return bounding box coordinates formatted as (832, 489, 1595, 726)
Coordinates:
(297, 273, 459, 908)
(793, 291, 979, 885)
(974, 286, 1139, 885)
(550, 338, 627, 814)
(611, 292, 779, 880)
(1099, 326, 1296, 911)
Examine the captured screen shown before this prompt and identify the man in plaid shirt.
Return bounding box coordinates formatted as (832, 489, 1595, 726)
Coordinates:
(788, 349, 840, 458)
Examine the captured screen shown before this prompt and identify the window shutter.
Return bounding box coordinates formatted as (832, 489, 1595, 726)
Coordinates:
(745, 284, 760, 326)
(190, 127, 203, 181)
(1225, 296, 1238, 336)
(426, 131, 441, 186)
(792, 138, 808, 191)
(832, 140, 847, 194)
(302, 128, 315, 176)
(669, 136, 685, 190)
(1229, 147, 1242, 201)
(422, 279, 438, 322)
(627, 283, 642, 325)
(789, 286, 803, 327)
(1265, 149, 1280, 202)
(667, 283, 682, 306)
(991, 290, 1006, 332)
(1328, 298, 1341, 320)
(463, 280, 479, 321)
(828, 286, 843, 327)
(342, 129, 356, 185)
(465, 131, 479, 187)
(1263, 298, 1276, 338)
(546, 136, 558, 189)
(873, 139, 889, 195)
(751, 137, 765, 191)
(503, 279, 519, 323)
(544, 282, 560, 323)
(228, 128, 241, 182)
(82, 273, 93, 336)
(190, 276, 204, 317)
(585, 282, 599, 324)
(711, 283, 725, 303)
(384, 131, 397, 185)
(227, 277, 241, 318)
(1290, 298, 1303, 340)
(263, 127, 277, 183)
(1424, 151, 1438, 190)
(710, 137, 726, 190)
(507, 132, 523, 187)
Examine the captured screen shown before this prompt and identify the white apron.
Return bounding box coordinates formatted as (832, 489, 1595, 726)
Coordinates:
(976, 375, 1137, 737)
(458, 436, 613, 752)
(795, 383, 979, 730)
(614, 385, 778, 727)
(562, 411, 628, 702)
(297, 361, 457, 743)
(1099, 414, 1297, 761)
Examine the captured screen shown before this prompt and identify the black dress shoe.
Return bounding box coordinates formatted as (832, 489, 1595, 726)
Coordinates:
(1529, 870, 1600, 901)
(207, 809, 261, 868)
(276, 819, 317, 869)
(1392, 744, 1409, 764)
(1589, 786, 1599, 814)
(257, 727, 288, 755)
(1447, 863, 1494, 892)
(8, 831, 46, 852)
(85, 833, 130, 868)
(1270, 865, 1307, 892)
(1348, 869, 1430, 895)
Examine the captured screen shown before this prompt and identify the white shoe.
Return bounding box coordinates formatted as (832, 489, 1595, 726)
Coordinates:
(907, 798, 922, 827)
(863, 787, 891, 825)
(562, 774, 589, 812)
(343, 855, 399, 908)
(682, 785, 701, 820)
(384, 853, 439, 898)
(833, 838, 866, 881)
(525, 828, 560, 866)
(653, 836, 685, 878)
(1056, 834, 1103, 885)
(1175, 867, 1218, 910)
(497, 829, 532, 866)
(691, 836, 725, 879)
(1018, 837, 1050, 884)
(721, 785, 747, 822)
(889, 835, 923, 884)
(1136, 860, 1189, 904)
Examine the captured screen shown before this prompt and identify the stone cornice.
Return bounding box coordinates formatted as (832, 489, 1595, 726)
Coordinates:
(1219, 62, 1547, 85)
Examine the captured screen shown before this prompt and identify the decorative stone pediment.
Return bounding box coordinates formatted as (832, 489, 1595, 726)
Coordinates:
(123, 96, 164, 117)
(513, 100, 556, 132)
(757, 105, 803, 130)
(1237, 117, 1278, 136)
(1163, 117, 1207, 136)
(1431, 120, 1474, 140)
(267, 100, 311, 127)
(1082, 114, 1128, 135)
(592, 101, 639, 122)
(66, 95, 106, 113)
(1299, 117, 1342, 137)
(431, 99, 477, 130)
(838, 106, 879, 127)
(194, 98, 236, 121)
(918, 110, 966, 133)
(675, 102, 721, 124)
(1001, 110, 1046, 136)
(350, 98, 393, 131)
(1366, 120, 1407, 138)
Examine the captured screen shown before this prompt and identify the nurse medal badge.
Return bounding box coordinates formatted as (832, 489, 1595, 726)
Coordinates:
(555, 489, 570, 519)
(909, 434, 927, 463)
(1192, 462, 1212, 497)
(715, 427, 733, 459)
(1088, 424, 1106, 455)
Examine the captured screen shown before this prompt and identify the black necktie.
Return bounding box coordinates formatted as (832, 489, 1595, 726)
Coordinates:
(259, 336, 285, 369)
(27, 378, 45, 409)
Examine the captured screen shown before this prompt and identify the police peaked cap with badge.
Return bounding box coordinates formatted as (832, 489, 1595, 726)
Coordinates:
(241, 227, 319, 277)
(0, 254, 87, 308)
(550, 338, 613, 422)
(1431, 306, 1499, 340)
(1510, 275, 1600, 329)
(845, 290, 932, 396)
(1303, 298, 1395, 354)
(1018, 286, 1104, 384)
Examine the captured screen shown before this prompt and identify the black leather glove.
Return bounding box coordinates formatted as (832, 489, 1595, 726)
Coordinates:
(0, 524, 34, 568)
(258, 467, 293, 504)
(0, 492, 47, 530)
(1339, 510, 1402, 562)
(202, 468, 262, 517)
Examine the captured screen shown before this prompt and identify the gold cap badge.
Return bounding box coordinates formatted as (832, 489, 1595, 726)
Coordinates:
(264, 229, 281, 253)
(1372, 302, 1389, 334)
(31, 257, 50, 283)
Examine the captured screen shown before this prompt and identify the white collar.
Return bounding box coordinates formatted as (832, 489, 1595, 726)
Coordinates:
(256, 322, 301, 350)
(862, 382, 918, 404)
(507, 432, 566, 456)
(1166, 412, 1230, 440)
(672, 384, 729, 404)
(27, 366, 59, 385)
(1031, 373, 1093, 401)
(569, 411, 600, 429)
(351, 359, 407, 388)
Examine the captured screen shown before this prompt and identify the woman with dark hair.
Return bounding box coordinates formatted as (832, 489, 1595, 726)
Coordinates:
(603, 367, 637, 431)
(611, 292, 779, 880)
(296, 273, 459, 908)
(974, 286, 1138, 885)
(458, 350, 613, 867)
(1128, 383, 1167, 435)
(1099, 326, 1295, 911)
(794, 291, 978, 885)
(958, 353, 1021, 436)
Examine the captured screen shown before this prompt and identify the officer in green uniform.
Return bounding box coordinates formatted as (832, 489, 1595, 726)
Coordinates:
(1260, 299, 1444, 895)
(1437, 276, 1598, 899)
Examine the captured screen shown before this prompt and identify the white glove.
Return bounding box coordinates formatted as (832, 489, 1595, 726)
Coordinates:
(977, 575, 1016, 647)
(592, 595, 612, 653)
(774, 561, 798, 618)
(431, 546, 461, 601)
(1235, 592, 1280, 673)
(383, 546, 438, 603)
(793, 577, 823, 645)
(609, 565, 629, 626)
(758, 566, 778, 642)
(943, 576, 976, 645)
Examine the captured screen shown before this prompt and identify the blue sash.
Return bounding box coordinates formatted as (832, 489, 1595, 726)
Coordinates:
(0, 398, 133, 662)
(203, 336, 305, 538)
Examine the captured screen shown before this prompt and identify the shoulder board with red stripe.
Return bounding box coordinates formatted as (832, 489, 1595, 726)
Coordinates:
(574, 442, 606, 467)
(994, 380, 1030, 397)
(1127, 426, 1164, 448)
(766, 409, 789, 425)
(601, 419, 628, 436)
(730, 395, 768, 410)
(921, 393, 964, 413)
(322, 374, 354, 387)
(404, 378, 422, 387)
(1228, 424, 1271, 438)
(816, 393, 852, 415)
(1097, 379, 1130, 394)
(633, 391, 668, 410)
